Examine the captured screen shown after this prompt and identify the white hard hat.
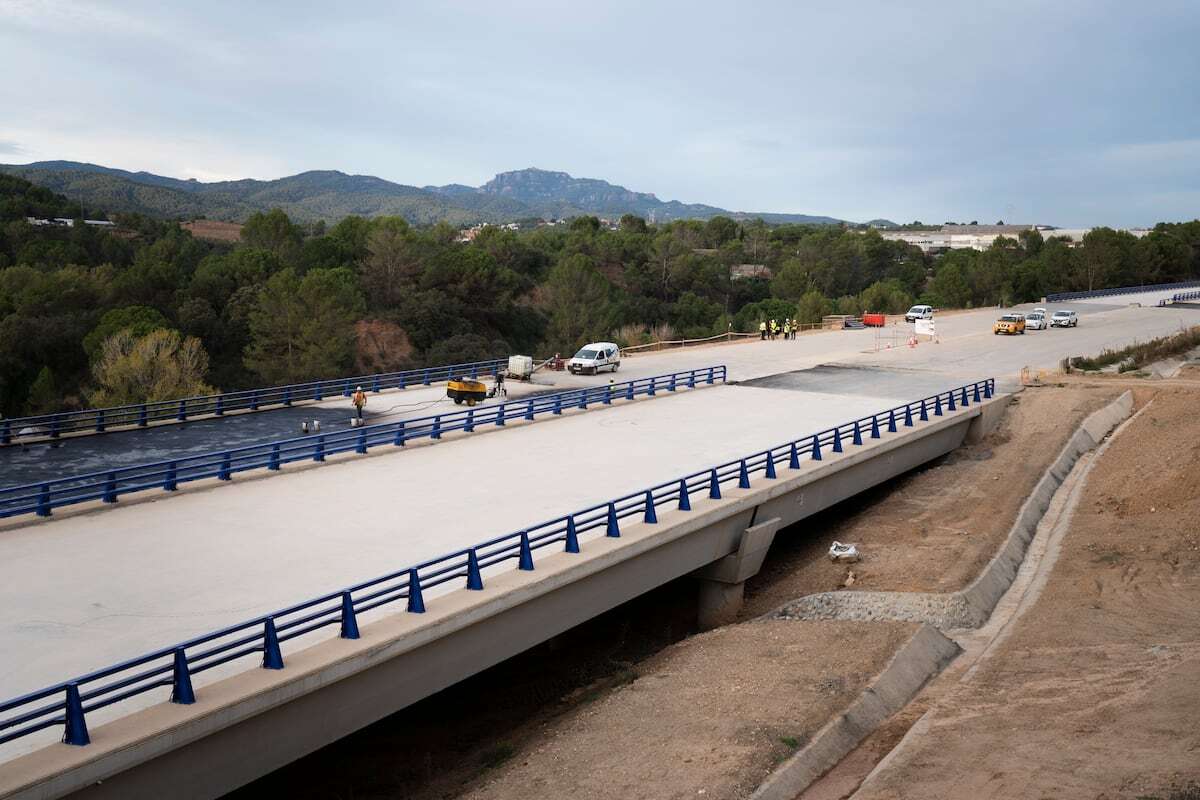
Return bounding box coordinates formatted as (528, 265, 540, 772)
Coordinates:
(356, 385, 363, 390)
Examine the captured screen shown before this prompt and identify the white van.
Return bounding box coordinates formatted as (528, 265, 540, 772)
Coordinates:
(904, 305, 933, 322)
(568, 342, 621, 375)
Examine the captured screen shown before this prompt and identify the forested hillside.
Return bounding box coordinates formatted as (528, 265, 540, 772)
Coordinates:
(2, 174, 1198, 417)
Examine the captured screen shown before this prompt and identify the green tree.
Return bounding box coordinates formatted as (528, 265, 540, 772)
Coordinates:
(241, 209, 303, 260)
(25, 366, 57, 414)
(540, 254, 615, 352)
(796, 289, 831, 324)
(925, 262, 972, 308)
(89, 329, 215, 406)
(82, 306, 170, 361)
(244, 268, 364, 383)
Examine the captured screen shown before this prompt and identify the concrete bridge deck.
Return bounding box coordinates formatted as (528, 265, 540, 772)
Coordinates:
(0, 300, 1196, 771)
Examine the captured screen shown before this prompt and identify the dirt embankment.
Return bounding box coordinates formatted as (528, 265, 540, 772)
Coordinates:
(742, 387, 1119, 617)
(854, 388, 1200, 800)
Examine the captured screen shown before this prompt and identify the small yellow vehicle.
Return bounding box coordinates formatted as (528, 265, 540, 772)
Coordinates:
(993, 313, 1026, 335)
(447, 377, 488, 406)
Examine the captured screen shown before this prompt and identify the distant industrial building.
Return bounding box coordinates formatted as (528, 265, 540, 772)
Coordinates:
(25, 217, 116, 228)
(875, 224, 1150, 253)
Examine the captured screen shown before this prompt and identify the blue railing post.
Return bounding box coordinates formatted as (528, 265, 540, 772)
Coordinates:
(947, 391, 957, 411)
(394, 422, 406, 446)
(553, 396, 562, 415)
(920, 399, 929, 422)
(888, 409, 897, 433)
(399, 373, 407, 390)
(250, 392, 259, 411)
(422, 369, 432, 386)
(518, 531, 534, 570)
(707, 367, 715, 384)
(343, 380, 351, 397)
(171, 648, 196, 704)
(37, 484, 51, 517)
(678, 478, 691, 510)
(373, 376, 381, 393)
(852, 420, 863, 446)
(283, 389, 292, 407)
(870, 416, 881, 439)
(313, 384, 322, 402)
(219, 454, 232, 480)
(738, 459, 751, 488)
(466, 549, 484, 590)
(648, 377, 656, 396)
(960, 387, 969, 407)
(625, 382, 635, 401)
(95, 411, 105, 432)
(687, 371, 696, 388)
(606, 503, 621, 537)
(177, 400, 186, 422)
(935, 395, 943, 416)
(525, 400, 535, 421)
(985, 380, 994, 398)
(765, 450, 777, 479)
(340, 591, 360, 639)
(668, 374, 677, 392)
(103, 472, 117, 503)
(904, 405, 913, 427)
(603, 384, 612, 405)
(973, 383, 982, 403)
(165, 462, 178, 491)
(565, 516, 580, 553)
(495, 405, 506, 426)
(407, 569, 426, 613)
(464, 410, 475, 433)
(63, 684, 90, 746)
(138, 404, 148, 427)
(709, 468, 722, 499)
(1, 420, 10, 445)
(789, 441, 801, 469)
(431, 417, 442, 439)
(262, 619, 284, 669)
(644, 490, 658, 523)
(833, 427, 844, 453)
(314, 437, 326, 461)
(50, 416, 60, 438)
(470, 365, 478, 380)
(356, 430, 368, 454)
(215, 396, 224, 416)
(811, 434, 823, 461)
(578, 390, 588, 410)
(269, 444, 281, 469)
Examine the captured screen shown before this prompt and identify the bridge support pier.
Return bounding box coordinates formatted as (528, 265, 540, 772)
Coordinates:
(694, 515, 782, 629)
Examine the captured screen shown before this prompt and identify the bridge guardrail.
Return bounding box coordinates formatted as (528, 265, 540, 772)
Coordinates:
(0, 358, 509, 445)
(0, 367, 727, 520)
(1169, 289, 1200, 304)
(1046, 280, 1200, 303)
(0, 376, 992, 748)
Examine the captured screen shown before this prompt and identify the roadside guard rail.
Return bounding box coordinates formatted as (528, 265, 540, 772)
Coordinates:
(1046, 280, 1200, 303)
(0, 376, 991, 748)
(0, 358, 509, 445)
(1165, 289, 1200, 305)
(0, 367, 727, 520)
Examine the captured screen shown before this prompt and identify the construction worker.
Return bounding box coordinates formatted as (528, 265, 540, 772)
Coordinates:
(770, 319, 779, 340)
(352, 385, 367, 422)
(759, 320, 767, 340)
(783, 319, 792, 340)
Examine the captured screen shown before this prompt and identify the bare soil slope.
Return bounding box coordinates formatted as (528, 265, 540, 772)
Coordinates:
(853, 388, 1200, 800)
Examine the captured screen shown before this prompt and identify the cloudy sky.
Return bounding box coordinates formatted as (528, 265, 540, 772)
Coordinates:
(1, 0, 1197, 226)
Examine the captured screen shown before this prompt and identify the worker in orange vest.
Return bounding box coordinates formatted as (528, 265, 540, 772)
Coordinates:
(352, 385, 367, 423)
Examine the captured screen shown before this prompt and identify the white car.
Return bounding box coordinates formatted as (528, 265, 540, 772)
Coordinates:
(1025, 311, 1047, 330)
(904, 305, 933, 322)
(567, 342, 621, 374)
(1050, 310, 1078, 328)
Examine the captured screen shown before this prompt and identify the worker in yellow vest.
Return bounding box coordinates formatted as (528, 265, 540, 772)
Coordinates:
(352, 386, 367, 423)
(759, 320, 767, 340)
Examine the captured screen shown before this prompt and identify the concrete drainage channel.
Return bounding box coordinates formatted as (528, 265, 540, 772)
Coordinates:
(748, 389, 1135, 800)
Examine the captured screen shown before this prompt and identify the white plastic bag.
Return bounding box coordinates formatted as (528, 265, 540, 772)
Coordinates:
(828, 541, 861, 562)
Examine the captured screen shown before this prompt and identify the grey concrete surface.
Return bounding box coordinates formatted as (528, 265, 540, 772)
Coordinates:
(0, 407, 976, 800)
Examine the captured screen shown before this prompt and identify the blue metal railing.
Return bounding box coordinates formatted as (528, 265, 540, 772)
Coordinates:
(0, 377, 992, 748)
(1046, 280, 1200, 303)
(0, 367, 726, 520)
(0, 358, 509, 445)
(1168, 289, 1200, 304)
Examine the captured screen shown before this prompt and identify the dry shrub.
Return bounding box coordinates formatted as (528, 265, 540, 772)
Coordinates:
(355, 319, 415, 374)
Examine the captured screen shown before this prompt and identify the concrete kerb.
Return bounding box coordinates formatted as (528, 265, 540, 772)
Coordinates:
(748, 624, 961, 800)
(771, 389, 1134, 631)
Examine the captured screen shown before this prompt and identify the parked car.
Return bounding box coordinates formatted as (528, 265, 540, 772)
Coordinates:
(567, 342, 621, 374)
(993, 314, 1026, 335)
(904, 304, 933, 322)
(1050, 310, 1078, 328)
(1025, 311, 1047, 330)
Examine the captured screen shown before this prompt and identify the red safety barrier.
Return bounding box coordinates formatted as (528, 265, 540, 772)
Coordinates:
(862, 313, 887, 327)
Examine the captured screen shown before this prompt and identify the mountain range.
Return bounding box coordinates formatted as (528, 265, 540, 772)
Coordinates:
(0, 161, 848, 227)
